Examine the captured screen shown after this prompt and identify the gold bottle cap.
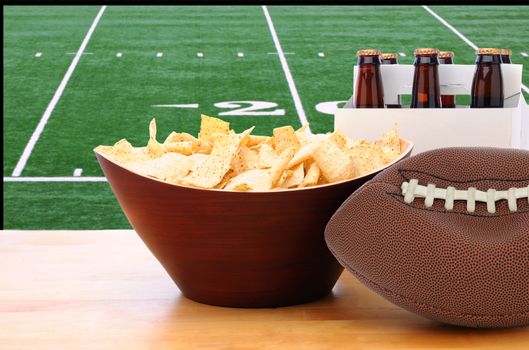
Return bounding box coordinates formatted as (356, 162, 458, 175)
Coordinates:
(476, 48, 502, 55)
(380, 53, 398, 59)
(357, 49, 381, 56)
(414, 48, 440, 55)
(501, 48, 512, 56)
(438, 51, 454, 58)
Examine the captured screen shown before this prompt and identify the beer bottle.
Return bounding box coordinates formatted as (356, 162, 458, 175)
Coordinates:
(471, 48, 504, 108)
(411, 48, 441, 108)
(380, 53, 399, 65)
(380, 53, 401, 108)
(501, 48, 512, 64)
(354, 49, 384, 108)
(438, 51, 456, 108)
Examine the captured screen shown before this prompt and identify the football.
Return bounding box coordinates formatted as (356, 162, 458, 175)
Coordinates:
(325, 147, 529, 328)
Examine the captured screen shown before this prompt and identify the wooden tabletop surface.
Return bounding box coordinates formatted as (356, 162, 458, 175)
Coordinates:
(1, 230, 528, 350)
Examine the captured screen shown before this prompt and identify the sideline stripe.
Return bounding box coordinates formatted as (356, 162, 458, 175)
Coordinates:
(11, 6, 107, 177)
(4, 177, 107, 182)
(422, 5, 529, 95)
(262, 6, 311, 133)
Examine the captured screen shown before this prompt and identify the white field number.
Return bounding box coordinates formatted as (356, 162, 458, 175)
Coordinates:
(214, 101, 285, 116)
(153, 100, 347, 116)
(315, 101, 348, 115)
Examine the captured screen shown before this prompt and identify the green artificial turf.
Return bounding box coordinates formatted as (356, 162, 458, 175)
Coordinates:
(4, 5, 529, 229)
(3, 6, 101, 176)
(3, 182, 131, 229)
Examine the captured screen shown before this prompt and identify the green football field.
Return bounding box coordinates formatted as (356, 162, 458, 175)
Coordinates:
(4, 5, 529, 229)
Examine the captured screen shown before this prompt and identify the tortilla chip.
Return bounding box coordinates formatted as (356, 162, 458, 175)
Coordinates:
(287, 142, 319, 168)
(306, 132, 330, 144)
(380, 127, 401, 153)
(164, 141, 196, 155)
(164, 131, 200, 145)
(189, 153, 208, 172)
(313, 139, 355, 183)
(239, 126, 256, 146)
(231, 145, 260, 175)
(269, 147, 296, 186)
(379, 146, 401, 165)
(183, 133, 241, 188)
(247, 135, 271, 147)
(300, 161, 321, 188)
(147, 118, 166, 158)
(282, 163, 305, 188)
(258, 144, 280, 169)
(96, 115, 402, 191)
(126, 152, 194, 184)
(216, 169, 237, 189)
(225, 169, 273, 191)
(198, 114, 230, 142)
(113, 139, 134, 154)
(328, 130, 347, 149)
(95, 139, 148, 164)
(272, 126, 301, 154)
(347, 144, 386, 177)
(196, 140, 213, 154)
(276, 170, 290, 188)
(377, 127, 402, 164)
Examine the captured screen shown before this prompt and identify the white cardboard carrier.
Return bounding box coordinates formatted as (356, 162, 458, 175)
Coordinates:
(335, 64, 529, 154)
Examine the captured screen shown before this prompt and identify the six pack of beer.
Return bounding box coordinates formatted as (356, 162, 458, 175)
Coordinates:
(335, 47, 529, 154)
(353, 48, 510, 109)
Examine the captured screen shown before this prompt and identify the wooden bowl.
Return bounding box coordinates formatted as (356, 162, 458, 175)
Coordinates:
(95, 140, 413, 308)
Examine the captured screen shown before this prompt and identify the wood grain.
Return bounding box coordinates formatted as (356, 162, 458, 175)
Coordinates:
(1, 230, 528, 349)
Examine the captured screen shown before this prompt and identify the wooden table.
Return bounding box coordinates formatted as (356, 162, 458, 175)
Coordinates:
(1, 230, 528, 349)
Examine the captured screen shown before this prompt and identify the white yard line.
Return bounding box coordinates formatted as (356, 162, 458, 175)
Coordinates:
(422, 5, 529, 95)
(65, 52, 94, 55)
(11, 6, 107, 177)
(422, 6, 478, 50)
(4, 177, 107, 182)
(262, 6, 311, 133)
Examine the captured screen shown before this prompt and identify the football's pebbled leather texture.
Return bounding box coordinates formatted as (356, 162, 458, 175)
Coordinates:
(325, 147, 529, 328)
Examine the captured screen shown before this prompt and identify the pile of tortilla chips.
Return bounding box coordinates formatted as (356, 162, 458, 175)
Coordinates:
(95, 115, 402, 191)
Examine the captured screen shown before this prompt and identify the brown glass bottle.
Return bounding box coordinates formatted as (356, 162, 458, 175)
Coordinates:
(471, 48, 504, 108)
(354, 49, 384, 108)
(380, 53, 401, 108)
(411, 48, 441, 108)
(438, 51, 456, 108)
(501, 48, 512, 64)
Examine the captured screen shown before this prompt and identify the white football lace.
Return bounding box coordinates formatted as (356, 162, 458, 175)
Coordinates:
(401, 179, 529, 213)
